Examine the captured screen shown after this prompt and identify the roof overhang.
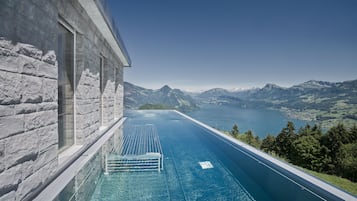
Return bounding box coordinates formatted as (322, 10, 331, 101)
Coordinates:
(78, 0, 131, 67)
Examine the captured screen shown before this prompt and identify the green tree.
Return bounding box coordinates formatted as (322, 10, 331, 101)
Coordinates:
(321, 123, 349, 174)
(337, 143, 357, 182)
(290, 135, 322, 171)
(311, 124, 323, 140)
(298, 124, 323, 140)
(230, 124, 239, 138)
(261, 134, 276, 153)
(322, 123, 349, 156)
(348, 124, 357, 143)
(298, 124, 311, 136)
(139, 103, 170, 110)
(255, 136, 260, 144)
(246, 130, 254, 145)
(319, 145, 333, 173)
(274, 121, 296, 159)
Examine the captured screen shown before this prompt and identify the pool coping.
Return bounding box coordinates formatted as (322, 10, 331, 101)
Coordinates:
(33, 118, 126, 201)
(175, 110, 357, 201)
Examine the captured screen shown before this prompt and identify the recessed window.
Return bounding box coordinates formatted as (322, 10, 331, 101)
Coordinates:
(100, 56, 104, 126)
(58, 22, 75, 152)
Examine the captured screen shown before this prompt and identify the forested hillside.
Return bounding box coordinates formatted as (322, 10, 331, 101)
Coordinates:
(227, 122, 357, 195)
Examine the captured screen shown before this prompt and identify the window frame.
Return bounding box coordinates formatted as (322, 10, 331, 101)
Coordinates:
(99, 55, 105, 127)
(58, 18, 77, 152)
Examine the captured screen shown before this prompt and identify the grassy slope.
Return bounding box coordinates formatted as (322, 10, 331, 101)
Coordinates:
(300, 168, 357, 196)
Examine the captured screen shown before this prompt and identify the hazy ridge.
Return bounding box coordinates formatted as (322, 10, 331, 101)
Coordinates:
(124, 79, 357, 128)
(124, 82, 198, 112)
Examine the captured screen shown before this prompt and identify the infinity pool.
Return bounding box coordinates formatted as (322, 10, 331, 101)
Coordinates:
(54, 110, 353, 201)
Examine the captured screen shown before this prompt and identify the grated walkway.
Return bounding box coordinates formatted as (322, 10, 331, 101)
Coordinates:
(105, 124, 164, 173)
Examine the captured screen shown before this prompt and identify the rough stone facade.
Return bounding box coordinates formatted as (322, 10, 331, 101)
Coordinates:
(0, 38, 58, 201)
(0, 0, 126, 200)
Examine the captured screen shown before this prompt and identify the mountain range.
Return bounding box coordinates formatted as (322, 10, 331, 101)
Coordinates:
(124, 79, 357, 128)
(124, 82, 198, 112)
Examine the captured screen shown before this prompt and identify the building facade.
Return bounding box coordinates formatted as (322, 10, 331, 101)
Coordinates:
(0, 0, 130, 200)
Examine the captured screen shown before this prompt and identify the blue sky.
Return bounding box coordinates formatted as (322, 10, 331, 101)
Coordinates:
(108, 0, 357, 91)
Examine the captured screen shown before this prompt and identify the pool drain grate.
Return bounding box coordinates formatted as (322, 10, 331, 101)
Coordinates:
(199, 161, 214, 169)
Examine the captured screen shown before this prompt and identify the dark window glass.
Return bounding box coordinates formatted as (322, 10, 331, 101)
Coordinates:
(100, 57, 104, 126)
(58, 23, 74, 151)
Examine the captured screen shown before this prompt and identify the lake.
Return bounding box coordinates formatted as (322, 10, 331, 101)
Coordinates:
(186, 104, 309, 138)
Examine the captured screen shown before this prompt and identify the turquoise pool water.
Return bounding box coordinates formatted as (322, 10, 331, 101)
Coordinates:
(91, 110, 254, 200)
(55, 111, 350, 201)
(85, 110, 339, 201)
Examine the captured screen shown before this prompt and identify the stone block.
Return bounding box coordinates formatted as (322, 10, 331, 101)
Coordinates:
(5, 131, 39, 169)
(22, 61, 38, 76)
(88, 123, 99, 138)
(0, 71, 22, 105)
(38, 124, 57, 152)
(37, 102, 57, 112)
(78, 69, 97, 87)
(0, 115, 24, 140)
(0, 191, 15, 201)
(16, 158, 57, 201)
(14, 42, 42, 61)
(75, 116, 87, 130)
(0, 105, 14, 117)
(21, 160, 34, 181)
(24, 110, 57, 131)
(15, 167, 42, 201)
(0, 165, 21, 197)
(21, 75, 43, 103)
(42, 157, 57, 180)
(15, 103, 37, 115)
(76, 130, 84, 145)
(38, 60, 57, 79)
(0, 140, 4, 173)
(76, 85, 91, 100)
(0, 48, 21, 73)
(76, 103, 94, 115)
(42, 79, 57, 102)
(41, 50, 56, 65)
(76, 99, 95, 106)
(0, 38, 14, 50)
(34, 145, 57, 172)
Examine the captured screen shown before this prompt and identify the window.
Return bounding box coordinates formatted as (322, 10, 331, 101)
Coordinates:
(100, 56, 104, 126)
(58, 22, 75, 152)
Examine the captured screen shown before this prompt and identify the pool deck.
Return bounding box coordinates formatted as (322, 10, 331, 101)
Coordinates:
(175, 110, 357, 201)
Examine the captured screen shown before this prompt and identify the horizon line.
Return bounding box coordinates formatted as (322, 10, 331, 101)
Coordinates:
(124, 78, 357, 92)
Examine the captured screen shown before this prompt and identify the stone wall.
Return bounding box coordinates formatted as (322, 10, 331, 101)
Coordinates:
(102, 60, 115, 127)
(0, 0, 126, 200)
(0, 39, 58, 200)
(115, 67, 124, 119)
(58, 0, 124, 146)
(0, 0, 59, 200)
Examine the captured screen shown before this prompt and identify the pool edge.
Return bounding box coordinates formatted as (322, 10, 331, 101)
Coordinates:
(175, 110, 357, 201)
(33, 118, 126, 201)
